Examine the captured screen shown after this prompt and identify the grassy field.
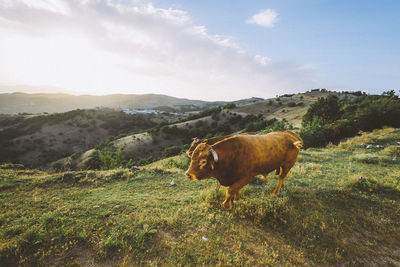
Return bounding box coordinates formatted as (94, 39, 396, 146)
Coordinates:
(1, 128, 400, 266)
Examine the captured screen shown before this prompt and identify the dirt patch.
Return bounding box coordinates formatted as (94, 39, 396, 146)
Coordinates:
(48, 246, 120, 267)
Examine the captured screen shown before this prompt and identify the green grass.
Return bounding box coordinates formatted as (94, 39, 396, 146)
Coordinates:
(1, 129, 400, 266)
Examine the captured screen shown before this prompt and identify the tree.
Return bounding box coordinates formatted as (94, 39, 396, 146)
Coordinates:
(302, 95, 341, 126)
(224, 103, 236, 110)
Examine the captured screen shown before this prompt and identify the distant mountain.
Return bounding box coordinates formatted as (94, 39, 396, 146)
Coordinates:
(0, 92, 264, 114)
(0, 92, 205, 114)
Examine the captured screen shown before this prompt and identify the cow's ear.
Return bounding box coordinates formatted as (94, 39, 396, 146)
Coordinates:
(209, 148, 218, 162)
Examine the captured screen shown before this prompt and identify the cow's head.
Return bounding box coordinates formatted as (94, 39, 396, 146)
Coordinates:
(186, 137, 202, 157)
(185, 143, 218, 181)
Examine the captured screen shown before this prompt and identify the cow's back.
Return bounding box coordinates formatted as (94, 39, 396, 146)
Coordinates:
(212, 132, 300, 186)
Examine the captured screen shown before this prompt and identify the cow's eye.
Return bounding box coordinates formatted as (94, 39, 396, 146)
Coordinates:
(200, 160, 207, 166)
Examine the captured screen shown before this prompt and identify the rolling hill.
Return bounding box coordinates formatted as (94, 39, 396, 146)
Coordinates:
(0, 109, 177, 168)
(0, 92, 263, 114)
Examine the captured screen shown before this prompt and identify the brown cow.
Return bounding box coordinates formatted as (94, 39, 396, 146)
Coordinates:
(185, 131, 302, 209)
(187, 132, 272, 180)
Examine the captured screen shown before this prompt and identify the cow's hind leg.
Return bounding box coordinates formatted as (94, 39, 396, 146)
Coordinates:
(274, 167, 286, 190)
(223, 177, 252, 209)
(234, 191, 240, 201)
(272, 164, 293, 196)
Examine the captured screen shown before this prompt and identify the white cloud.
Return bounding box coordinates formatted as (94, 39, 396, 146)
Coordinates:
(0, 1, 316, 100)
(0, 0, 70, 15)
(246, 9, 278, 28)
(254, 55, 271, 65)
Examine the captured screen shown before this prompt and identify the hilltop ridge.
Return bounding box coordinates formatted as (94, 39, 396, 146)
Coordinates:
(0, 92, 264, 114)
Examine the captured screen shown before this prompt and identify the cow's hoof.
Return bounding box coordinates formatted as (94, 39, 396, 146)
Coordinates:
(234, 192, 240, 201)
(223, 200, 232, 209)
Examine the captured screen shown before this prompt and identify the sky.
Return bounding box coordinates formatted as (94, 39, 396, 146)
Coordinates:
(0, 0, 399, 101)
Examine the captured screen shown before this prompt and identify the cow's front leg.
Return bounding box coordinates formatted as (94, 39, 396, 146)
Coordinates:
(222, 177, 253, 209)
(223, 190, 235, 209)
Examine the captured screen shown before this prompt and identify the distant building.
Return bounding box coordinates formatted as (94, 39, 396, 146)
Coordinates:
(123, 109, 158, 115)
(122, 109, 179, 115)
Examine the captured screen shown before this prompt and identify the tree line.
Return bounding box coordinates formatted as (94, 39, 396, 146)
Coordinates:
(300, 91, 400, 148)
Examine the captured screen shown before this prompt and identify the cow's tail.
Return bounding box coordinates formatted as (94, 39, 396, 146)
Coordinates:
(285, 130, 303, 150)
(292, 141, 303, 150)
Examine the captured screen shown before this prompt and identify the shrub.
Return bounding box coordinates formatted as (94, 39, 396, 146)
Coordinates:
(302, 95, 341, 127)
(85, 148, 133, 170)
(162, 146, 182, 158)
(163, 156, 190, 170)
(223, 103, 236, 110)
(300, 119, 332, 148)
(136, 156, 154, 166)
(245, 118, 291, 133)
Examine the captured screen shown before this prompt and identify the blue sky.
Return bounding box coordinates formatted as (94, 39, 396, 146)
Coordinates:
(0, 0, 399, 100)
(165, 0, 400, 91)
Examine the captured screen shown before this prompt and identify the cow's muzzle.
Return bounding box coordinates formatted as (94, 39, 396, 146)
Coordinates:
(185, 171, 195, 181)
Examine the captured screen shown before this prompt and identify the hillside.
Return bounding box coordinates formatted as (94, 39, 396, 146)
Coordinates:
(232, 90, 357, 128)
(1, 128, 399, 266)
(0, 109, 178, 168)
(51, 109, 255, 170)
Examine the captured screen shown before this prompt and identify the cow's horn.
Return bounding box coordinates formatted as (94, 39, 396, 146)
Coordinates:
(209, 148, 218, 162)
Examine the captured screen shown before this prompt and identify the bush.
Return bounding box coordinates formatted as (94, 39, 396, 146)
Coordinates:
(163, 156, 190, 170)
(300, 119, 332, 148)
(302, 95, 341, 127)
(136, 156, 154, 166)
(85, 148, 133, 170)
(181, 107, 222, 122)
(162, 146, 182, 158)
(223, 103, 236, 110)
(245, 120, 268, 132)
